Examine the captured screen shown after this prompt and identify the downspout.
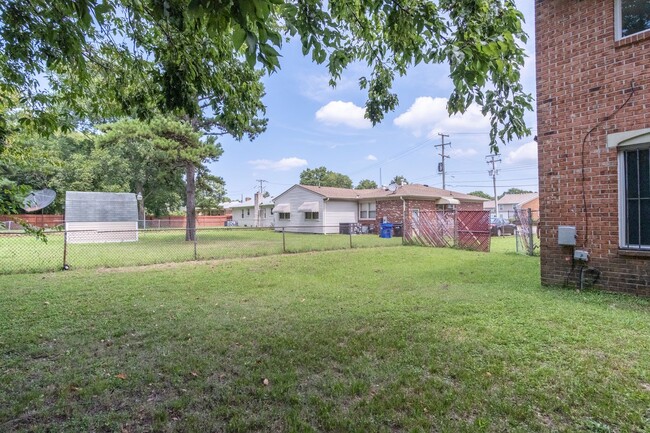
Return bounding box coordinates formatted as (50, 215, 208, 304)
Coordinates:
(401, 196, 406, 244)
(324, 197, 329, 233)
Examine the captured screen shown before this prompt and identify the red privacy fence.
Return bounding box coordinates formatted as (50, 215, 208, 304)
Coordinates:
(1, 215, 231, 229)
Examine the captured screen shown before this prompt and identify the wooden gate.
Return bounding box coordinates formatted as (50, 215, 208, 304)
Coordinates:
(404, 210, 490, 252)
(457, 210, 491, 252)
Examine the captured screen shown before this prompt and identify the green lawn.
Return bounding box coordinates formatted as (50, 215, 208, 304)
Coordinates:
(0, 228, 403, 274)
(1, 243, 648, 432)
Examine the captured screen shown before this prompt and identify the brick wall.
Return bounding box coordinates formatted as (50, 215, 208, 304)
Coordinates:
(536, 0, 650, 295)
(458, 202, 483, 211)
(375, 199, 482, 225)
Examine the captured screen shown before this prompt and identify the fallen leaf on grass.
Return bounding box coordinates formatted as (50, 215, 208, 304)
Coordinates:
(190, 371, 198, 377)
(115, 373, 127, 380)
(262, 378, 269, 386)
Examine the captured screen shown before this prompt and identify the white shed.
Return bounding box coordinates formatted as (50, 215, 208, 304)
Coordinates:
(65, 191, 138, 243)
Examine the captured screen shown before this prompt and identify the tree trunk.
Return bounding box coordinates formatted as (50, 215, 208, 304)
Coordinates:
(185, 163, 196, 241)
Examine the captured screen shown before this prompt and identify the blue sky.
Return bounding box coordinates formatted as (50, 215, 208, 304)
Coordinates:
(212, 2, 537, 201)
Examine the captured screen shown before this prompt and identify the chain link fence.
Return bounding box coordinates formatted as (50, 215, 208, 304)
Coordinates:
(1, 226, 403, 275)
(514, 208, 539, 256)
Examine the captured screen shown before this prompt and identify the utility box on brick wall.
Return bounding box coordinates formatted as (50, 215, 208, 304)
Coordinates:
(557, 226, 577, 246)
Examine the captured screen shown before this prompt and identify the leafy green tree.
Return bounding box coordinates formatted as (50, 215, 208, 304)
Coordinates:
(390, 175, 408, 186)
(1, 0, 533, 216)
(356, 179, 378, 190)
(300, 167, 353, 189)
(196, 171, 227, 216)
(1, 0, 531, 145)
(469, 190, 492, 200)
(499, 188, 533, 199)
(95, 119, 187, 221)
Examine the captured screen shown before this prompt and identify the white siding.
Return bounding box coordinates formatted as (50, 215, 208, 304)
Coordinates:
(231, 205, 274, 227)
(65, 221, 138, 244)
(273, 187, 325, 233)
(323, 200, 358, 234)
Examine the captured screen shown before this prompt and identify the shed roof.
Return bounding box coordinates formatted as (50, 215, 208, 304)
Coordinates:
(65, 191, 137, 222)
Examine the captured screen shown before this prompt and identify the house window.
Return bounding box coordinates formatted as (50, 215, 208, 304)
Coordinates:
(304, 212, 319, 220)
(621, 147, 650, 249)
(616, 0, 650, 39)
(247, 209, 250, 216)
(241, 209, 244, 218)
(279, 212, 290, 220)
(358, 202, 376, 219)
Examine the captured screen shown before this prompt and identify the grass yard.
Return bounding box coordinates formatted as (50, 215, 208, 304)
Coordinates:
(0, 228, 403, 274)
(3, 243, 645, 432)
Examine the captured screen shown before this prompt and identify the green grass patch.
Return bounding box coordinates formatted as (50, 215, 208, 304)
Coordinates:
(0, 228, 403, 274)
(1, 244, 648, 431)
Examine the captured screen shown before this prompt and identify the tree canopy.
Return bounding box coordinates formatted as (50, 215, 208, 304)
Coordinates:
(390, 175, 408, 186)
(300, 167, 353, 189)
(499, 187, 533, 199)
(1, 0, 534, 223)
(355, 179, 378, 190)
(1, 0, 532, 149)
(468, 190, 493, 200)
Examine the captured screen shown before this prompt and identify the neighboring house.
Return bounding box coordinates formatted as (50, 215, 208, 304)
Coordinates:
(483, 193, 539, 219)
(230, 194, 275, 227)
(536, 1, 650, 295)
(220, 201, 240, 217)
(273, 184, 485, 234)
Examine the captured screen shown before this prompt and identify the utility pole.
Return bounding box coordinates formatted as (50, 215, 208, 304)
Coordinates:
(435, 133, 451, 189)
(256, 179, 268, 195)
(486, 154, 501, 217)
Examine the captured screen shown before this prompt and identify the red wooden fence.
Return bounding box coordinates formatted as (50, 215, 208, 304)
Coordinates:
(1, 214, 231, 229)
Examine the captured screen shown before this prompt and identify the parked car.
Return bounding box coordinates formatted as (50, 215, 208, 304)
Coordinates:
(490, 217, 516, 236)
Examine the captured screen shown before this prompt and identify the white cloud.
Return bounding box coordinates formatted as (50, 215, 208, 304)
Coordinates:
(315, 101, 372, 129)
(505, 141, 538, 164)
(366, 154, 377, 161)
(394, 97, 490, 138)
(248, 157, 308, 171)
(449, 148, 478, 158)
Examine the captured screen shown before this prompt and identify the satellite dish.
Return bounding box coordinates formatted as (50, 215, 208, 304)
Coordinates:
(22, 189, 56, 212)
(388, 183, 398, 192)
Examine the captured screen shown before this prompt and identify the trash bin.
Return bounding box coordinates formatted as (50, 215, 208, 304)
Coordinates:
(379, 222, 393, 238)
(392, 223, 403, 237)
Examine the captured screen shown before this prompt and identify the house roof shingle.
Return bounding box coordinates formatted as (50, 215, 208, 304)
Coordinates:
(291, 184, 486, 202)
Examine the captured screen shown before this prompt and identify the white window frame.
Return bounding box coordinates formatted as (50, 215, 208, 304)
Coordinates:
(609, 128, 650, 250)
(615, 0, 650, 40)
(358, 201, 376, 219)
(304, 212, 319, 221)
(278, 212, 290, 220)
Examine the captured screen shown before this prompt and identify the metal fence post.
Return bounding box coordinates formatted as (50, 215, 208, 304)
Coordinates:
(63, 230, 68, 270)
(349, 230, 353, 249)
(282, 227, 286, 253)
(527, 208, 534, 256)
(193, 228, 198, 260)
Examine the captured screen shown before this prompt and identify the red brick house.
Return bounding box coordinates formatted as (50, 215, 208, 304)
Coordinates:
(536, 0, 650, 295)
(272, 184, 484, 234)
